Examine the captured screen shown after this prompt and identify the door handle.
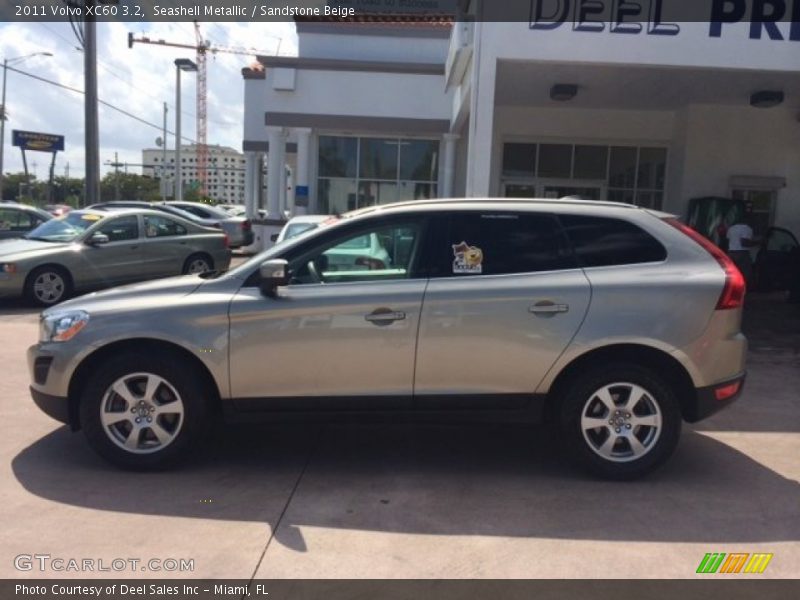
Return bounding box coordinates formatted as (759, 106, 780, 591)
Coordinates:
(529, 301, 569, 315)
(130, 246, 139, 250)
(365, 309, 406, 325)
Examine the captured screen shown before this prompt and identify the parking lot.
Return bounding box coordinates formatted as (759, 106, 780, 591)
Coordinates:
(0, 286, 797, 579)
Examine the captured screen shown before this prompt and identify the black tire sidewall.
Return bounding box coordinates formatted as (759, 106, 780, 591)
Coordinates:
(558, 364, 682, 480)
(79, 352, 211, 470)
(25, 266, 72, 307)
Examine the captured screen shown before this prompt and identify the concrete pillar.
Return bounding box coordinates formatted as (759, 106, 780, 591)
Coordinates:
(294, 128, 312, 215)
(244, 151, 257, 219)
(465, 22, 496, 197)
(441, 133, 459, 199)
(266, 127, 286, 219)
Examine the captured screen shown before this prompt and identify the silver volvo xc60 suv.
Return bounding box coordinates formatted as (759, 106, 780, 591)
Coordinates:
(28, 199, 747, 479)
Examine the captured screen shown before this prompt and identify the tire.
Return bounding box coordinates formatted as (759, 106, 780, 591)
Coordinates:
(79, 352, 213, 470)
(24, 265, 72, 307)
(182, 253, 213, 275)
(557, 364, 682, 480)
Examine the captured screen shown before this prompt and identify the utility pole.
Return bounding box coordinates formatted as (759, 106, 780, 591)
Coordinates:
(162, 102, 168, 201)
(83, 3, 100, 206)
(113, 151, 120, 200)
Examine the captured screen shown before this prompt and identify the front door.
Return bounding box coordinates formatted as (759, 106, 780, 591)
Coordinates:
(228, 217, 429, 409)
(79, 215, 143, 287)
(414, 211, 591, 408)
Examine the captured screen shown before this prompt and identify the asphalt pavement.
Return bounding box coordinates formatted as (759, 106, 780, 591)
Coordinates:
(0, 290, 797, 579)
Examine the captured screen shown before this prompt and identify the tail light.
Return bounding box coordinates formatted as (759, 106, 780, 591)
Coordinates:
(664, 218, 745, 310)
(222, 233, 229, 248)
(241, 219, 251, 231)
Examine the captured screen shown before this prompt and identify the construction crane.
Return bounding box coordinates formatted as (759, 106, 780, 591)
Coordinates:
(128, 23, 279, 197)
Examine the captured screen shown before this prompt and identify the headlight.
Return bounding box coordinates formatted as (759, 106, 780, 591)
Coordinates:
(1, 263, 17, 274)
(40, 311, 90, 343)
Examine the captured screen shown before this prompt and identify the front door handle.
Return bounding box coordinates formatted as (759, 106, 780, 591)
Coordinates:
(365, 308, 406, 325)
(529, 301, 569, 315)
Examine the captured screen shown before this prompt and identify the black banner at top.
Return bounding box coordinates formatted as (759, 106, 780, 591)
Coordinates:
(2, 0, 800, 23)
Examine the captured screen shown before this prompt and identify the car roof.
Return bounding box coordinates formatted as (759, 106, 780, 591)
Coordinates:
(286, 215, 330, 224)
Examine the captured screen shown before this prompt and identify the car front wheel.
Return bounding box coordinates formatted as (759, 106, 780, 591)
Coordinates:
(558, 364, 682, 480)
(79, 352, 212, 469)
(25, 266, 72, 306)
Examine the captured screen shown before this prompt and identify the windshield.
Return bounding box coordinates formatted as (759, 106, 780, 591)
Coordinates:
(25, 211, 104, 242)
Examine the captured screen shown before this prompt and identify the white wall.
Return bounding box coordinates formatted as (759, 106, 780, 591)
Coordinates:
(252, 68, 452, 129)
(298, 32, 448, 64)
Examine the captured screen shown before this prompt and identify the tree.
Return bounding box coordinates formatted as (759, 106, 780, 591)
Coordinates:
(100, 172, 161, 202)
(1, 171, 37, 202)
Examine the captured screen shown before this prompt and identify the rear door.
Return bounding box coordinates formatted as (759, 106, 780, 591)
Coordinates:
(413, 211, 591, 408)
(142, 214, 192, 277)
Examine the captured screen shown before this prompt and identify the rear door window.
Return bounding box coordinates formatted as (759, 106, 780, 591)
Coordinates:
(558, 214, 667, 267)
(434, 212, 578, 277)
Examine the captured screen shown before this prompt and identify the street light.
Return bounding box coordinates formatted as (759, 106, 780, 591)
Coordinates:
(174, 58, 197, 201)
(0, 51, 53, 201)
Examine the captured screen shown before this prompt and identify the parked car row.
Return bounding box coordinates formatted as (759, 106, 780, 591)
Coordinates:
(0, 207, 231, 306)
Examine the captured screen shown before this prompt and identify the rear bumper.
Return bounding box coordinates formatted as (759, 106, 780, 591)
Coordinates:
(30, 386, 71, 426)
(685, 373, 746, 423)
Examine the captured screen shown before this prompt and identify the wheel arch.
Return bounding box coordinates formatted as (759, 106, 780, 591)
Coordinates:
(182, 251, 214, 273)
(66, 338, 222, 431)
(544, 343, 697, 423)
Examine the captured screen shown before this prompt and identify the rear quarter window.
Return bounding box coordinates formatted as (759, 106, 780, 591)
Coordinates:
(558, 214, 667, 267)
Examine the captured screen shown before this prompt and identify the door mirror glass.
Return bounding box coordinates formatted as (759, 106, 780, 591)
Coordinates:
(259, 259, 290, 297)
(88, 232, 110, 245)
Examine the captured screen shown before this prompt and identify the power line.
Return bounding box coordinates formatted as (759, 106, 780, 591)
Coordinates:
(5, 64, 198, 144)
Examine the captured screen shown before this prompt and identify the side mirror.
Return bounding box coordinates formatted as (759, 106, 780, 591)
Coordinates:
(88, 232, 110, 246)
(270, 233, 279, 242)
(259, 259, 290, 298)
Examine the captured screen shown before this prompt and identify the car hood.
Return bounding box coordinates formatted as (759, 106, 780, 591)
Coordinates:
(0, 238, 71, 260)
(47, 274, 206, 315)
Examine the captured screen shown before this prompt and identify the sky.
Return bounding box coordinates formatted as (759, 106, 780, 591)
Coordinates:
(0, 20, 298, 181)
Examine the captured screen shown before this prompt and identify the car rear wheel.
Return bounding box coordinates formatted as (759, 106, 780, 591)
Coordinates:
(25, 266, 72, 306)
(79, 352, 212, 469)
(558, 364, 681, 480)
(182, 254, 213, 275)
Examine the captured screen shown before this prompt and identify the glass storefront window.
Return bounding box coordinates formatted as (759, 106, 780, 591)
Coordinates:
(502, 144, 537, 178)
(573, 145, 608, 180)
(319, 136, 440, 214)
(637, 148, 667, 190)
(400, 140, 439, 181)
(360, 138, 399, 180)
(319, 137, 357, 178)
(538, 144, 572, 178)
(608, 147, 638, 189)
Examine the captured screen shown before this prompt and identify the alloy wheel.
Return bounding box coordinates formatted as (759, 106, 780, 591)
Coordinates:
(100, 372, 185, 454)
(580, 382, 663, 463)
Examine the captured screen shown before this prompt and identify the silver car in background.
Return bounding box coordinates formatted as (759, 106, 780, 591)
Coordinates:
(1, 208, 230, 306)
(0, 202, 52, 240)
(166, 201, 254, 249)
(28, 199, 746, 479)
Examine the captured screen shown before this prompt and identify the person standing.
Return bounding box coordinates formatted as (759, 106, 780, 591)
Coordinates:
(726, 215, 756, 286)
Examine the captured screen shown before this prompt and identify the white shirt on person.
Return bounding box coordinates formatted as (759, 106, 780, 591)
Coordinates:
(727, 223, 753, 251)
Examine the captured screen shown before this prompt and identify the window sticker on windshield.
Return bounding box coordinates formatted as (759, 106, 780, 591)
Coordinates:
(452, 241, 483, 275)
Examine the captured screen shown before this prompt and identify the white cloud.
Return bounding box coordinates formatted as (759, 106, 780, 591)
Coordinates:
(0, 21, 297, 181)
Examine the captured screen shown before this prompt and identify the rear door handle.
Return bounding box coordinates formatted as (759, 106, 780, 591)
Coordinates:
(365, 309, 406, 325)
(529, 301, 569, 315)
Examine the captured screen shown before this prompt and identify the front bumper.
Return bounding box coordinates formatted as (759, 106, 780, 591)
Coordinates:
(29, 386, 70, 425)
(686, 372, 747, 423)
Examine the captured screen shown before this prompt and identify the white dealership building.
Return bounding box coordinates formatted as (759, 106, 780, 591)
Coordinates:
(241, 1, 800, 241)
